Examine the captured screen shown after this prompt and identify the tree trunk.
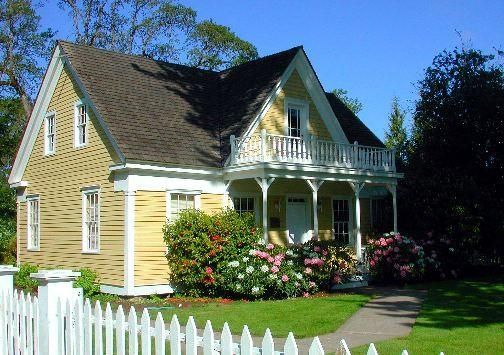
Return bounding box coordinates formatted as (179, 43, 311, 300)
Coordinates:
(20, 93, 33, 120)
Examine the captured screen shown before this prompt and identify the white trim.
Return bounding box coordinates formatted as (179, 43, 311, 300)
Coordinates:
(44, 111, 56, 155)
(100, 284, 173, 296)
(74, 99, 88, 148)
(26, 195, 40, 251)
(10, 181, 28, 189)
(166, 190, 201, 221)
(9, 46, 64, 184)
(81, 187, 101, 253)
(229, 194, 260, 222)
(110, 162, 222, 176)
(284, 97, 309, 137)
(124, 191, 136, 294)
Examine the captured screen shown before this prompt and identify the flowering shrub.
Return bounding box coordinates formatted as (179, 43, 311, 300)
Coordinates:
(163, 209, 261, 297)
(416, 232, 461, 280)
(366, 232, 425, 282)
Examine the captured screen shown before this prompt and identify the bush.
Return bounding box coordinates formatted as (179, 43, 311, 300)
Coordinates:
(416, 232, 462, 279)
(0, 219, 16, 265)
(163, 209, 262, 297)
(74, 268, 101, 298)
(14, 263, 39, 293)
(366, 232, 425, 283)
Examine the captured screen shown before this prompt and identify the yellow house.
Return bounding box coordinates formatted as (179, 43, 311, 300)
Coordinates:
(9, 41, 402, 296)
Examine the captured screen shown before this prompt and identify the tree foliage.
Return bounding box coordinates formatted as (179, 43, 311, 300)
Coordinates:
(384, 97, 408, 167)
(402, 48, 504, 257)
(332, 88, 363, 115)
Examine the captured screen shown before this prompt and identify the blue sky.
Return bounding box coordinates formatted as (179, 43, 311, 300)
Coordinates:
(38, 1, 503, 140)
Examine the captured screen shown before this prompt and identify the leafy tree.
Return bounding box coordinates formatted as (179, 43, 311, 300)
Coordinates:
(402, 48, 504, 257)
(0, 0, 55, 117)
(332, 88, 363, 115)
(384, 97, 408, 167)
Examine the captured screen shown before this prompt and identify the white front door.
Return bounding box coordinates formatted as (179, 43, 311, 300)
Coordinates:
(286, 197, 309, 244)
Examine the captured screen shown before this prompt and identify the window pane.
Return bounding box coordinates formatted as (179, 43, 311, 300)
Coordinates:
(84, 192, 99, 251)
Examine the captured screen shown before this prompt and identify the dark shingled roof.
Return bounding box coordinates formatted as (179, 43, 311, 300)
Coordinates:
(59, 41, 383, 168)
(325, 92, 385, 148)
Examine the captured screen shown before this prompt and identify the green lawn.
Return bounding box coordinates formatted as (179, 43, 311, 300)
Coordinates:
(352, 276, 504, 355)
(148, 293, 371, 338)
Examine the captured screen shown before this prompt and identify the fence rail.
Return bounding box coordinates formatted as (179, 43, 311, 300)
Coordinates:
(230, 130, 396, 172)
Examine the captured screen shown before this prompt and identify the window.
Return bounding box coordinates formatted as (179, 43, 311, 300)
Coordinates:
(169, 193, 196, 220)
(44, 113, 55, 154)
(27, 196, 40, 250)
(83, 189, 99, 252)
(371, 199, 386, 228)
(287, 106, 302, 137)
(333, 199, 350, 244)
(233, 197, 255, 216)
(75, 103, 87, 147)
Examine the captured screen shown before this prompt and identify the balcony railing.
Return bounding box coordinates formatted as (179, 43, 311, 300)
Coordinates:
(230, 130, 396, 172)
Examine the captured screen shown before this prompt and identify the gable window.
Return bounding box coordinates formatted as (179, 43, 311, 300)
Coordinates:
(233, 197, 255, 216)
(27, 196, 40, 250)
(82, 188, 100, 253)
(44, 113, 56, 154)
(333, 199, 350, 244)
(287, 106, 302, 137)
(75, 102, 88, 147)
(169, 193, 198, 220)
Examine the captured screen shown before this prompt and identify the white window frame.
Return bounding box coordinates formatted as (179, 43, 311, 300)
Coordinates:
(74, 100, 88, 148)
(26, 195, 40, 251)
(166, 190, 201, 221)
(44, 111, 56, 155)
(82, 186, 100, 253)
(331, 196, 354, 246)
(284, 97, 309, 138)
(230, 192, 260, 223)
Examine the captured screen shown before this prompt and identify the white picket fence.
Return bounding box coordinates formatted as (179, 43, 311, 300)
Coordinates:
(0, 267, 444, 355)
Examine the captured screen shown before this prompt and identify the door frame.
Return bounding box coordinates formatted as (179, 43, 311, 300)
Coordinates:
(285, 193, 311, 244)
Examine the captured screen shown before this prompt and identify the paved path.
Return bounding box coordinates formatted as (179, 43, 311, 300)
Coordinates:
(242, 287, 427, 353)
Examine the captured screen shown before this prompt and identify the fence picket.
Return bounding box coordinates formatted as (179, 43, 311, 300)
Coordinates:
(203, 320, 215, 355)
(75, 297, 83, 355)
(141, 308, 151, 355)
(83, 298, 92, 355)
(116, 305, 126, 355)
(367, 343, 379, 355)
(220, 322, 233, 355)
(262, 328, 275, 355)
(6, 293, 13, 355)
(185, 316, 198, 355)
(0, 292, 5, 355)
(169, 314, 181, 355)
(57, 298, 64, 355)
(94, 300, 104, 355)
(13, 290, 19, 355)
(337, 339, 351, 355)
(240, 325, 253, 355)
(284, 332, 298, 355)
(309, 337, 324, 355)
(401, 350, 409, 355)
(19, 292, 26, 354)
(128, 306, 139, 355)
(32, 296, 39, 355)
(155, 312, 166, 355)
(26, 294, 33, 355)
(105, 303, 114, 355)
(65, 299, 74, 355)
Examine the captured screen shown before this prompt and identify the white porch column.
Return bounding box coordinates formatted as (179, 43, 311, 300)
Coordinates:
(31, 269, 81, 355)
(306, 180, 325, 240)
(254, 177, 275, 242)
(387, 184, 398, 232)
(349, 182, 365, 261)
(223, 180, 232, 209)
(124, 190, 136, 295)
(0, 265, 18, 296)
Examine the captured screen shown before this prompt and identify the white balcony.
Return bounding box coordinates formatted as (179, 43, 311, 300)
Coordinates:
(230, 130, 396, 172)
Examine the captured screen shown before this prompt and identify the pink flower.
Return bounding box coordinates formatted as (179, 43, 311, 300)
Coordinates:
(387, 238, 394, 244)
(373, 256, 379, 262)
(303, 292, 310, 298)
(281, 275, 289, 282)
(370, 260, 376, 267)
(375, 249, 382, 255)
(309, 281, 316, 288)
(273, 260, 281, 266)
(314, 246, 321, 252)
(394, 263, 400, 270)
(271, 266, 279, 273)
(266, 243, 274, 250)
(400, 270, 407, 278)
(368, 239, 375, 244)
(322, 250, 328, 256)
(304, 267, 312, 274)
(205, 266, 213, 275)
(267, 256, 275, 263)
(333, 275, 342, 284)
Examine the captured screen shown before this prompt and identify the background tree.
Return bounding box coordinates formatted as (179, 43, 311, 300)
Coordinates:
(402, 47, 504, 257)
(332, 88, 363, 115)
(384, 96, 408, 167)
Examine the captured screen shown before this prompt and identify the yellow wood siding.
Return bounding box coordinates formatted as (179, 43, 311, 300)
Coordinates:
(18, 66, 124, 286)
(200, 193, 224, 214)
(134, 191, 170, 285)
(255, 69, 332, 139)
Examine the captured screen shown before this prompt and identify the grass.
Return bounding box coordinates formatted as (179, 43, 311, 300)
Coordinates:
(352, 275, 504, 355)
(148, 293, 371, 338)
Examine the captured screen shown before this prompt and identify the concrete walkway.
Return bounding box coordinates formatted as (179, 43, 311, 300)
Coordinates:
(245, 287, 427, 353)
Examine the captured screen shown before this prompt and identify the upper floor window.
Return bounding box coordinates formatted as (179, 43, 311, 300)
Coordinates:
(82, 188, 100, 253)
(285, 98, 308, 138)
(27, 196, 40, 250)
(287, 106, 302, 137)
(75, 102, 88, 147)
(233, 197, 255, 216)
(44, 113, 56, 155)
(169, 193, 199, 220)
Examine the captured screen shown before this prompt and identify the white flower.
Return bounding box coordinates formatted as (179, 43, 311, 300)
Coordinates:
(238, 273, 244, 279)
(287, 260, 294, 266)
(251, 286, 260, 294)
(246, 266, 255, 274)
(236, 284, 242, 290)
(268, 274, 278, 280)
(260, 265, 269, 272)
(295, 273, 303, 280)
(228, 261, 240, 268)
(258, 239, 266, 245)
(242, 256, 250, 262)
(249, 249, 257, 256)
(286, 250, 294, 256)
